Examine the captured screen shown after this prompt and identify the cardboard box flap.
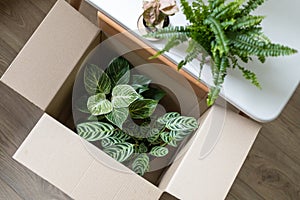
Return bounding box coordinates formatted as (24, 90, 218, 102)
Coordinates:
(13, 114, 162, 200)
(0, 0, 100, 112)
(158, 105, 261, 200)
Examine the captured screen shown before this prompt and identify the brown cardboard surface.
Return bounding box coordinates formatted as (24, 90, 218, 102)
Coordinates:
(13, 114, 163, 200)
(159, 105, 261, 200)
(13, 106, 261, 200)
(0, 0, 100, 117)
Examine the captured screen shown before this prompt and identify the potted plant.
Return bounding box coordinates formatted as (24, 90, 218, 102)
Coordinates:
(74, 56, 198, 176)
(139, 0, 179, 33)
(145, 0, 297, 105)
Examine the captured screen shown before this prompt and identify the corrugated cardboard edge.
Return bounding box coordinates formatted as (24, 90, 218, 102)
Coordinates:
(13, 114, 163, 200)
(158, 105, 261, 200)
(0, 0, 100, 115)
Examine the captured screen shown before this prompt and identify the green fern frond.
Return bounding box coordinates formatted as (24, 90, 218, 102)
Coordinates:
(144, 26, 190, 39)
(149, 35, 188, 59)
(207, 86, 220, 106)
(180, 0, 196, 23)
(238, 65, 261, 88)
(211, 0, 243, 20)
(213, 56, 229, 86)
(231, 15, 265, 30)
(208, 0, 225, 10)
(178, 39, 206, 70)
(241, 0, 265, 15)
(204, 17, 229, 56)
(232, 34, 297, 57)
(221, 19, 236, 30)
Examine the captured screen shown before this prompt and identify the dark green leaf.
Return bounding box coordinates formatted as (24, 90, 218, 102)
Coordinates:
(129, 99, 158, 119)
(141, 87, 166, 101)
(84, 64, 111, 95)
(105, 57, 131, 87)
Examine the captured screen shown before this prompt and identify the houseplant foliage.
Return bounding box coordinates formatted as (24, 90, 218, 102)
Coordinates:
(75, 57, 198, 176)
(142, 0, 179, 29)
(145, 0, 298, 105)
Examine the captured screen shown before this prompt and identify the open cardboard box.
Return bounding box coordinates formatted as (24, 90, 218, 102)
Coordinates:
(1, 0, 262, 199)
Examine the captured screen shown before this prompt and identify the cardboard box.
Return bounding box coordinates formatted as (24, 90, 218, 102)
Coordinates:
(2, 0, 261, 199)
(0, 0, 100, 119)
(13, 105, 261, 200)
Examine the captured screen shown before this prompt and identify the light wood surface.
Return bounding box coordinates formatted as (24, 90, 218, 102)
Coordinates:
(0, 0, 299, 199)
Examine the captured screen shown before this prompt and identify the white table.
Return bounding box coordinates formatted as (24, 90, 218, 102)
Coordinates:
(87, 0, 300, 122)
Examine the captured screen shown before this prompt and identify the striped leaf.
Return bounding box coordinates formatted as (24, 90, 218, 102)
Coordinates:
(132, 153, 150, 176)
(87, 93, 113, 116)
(105, 57, 131, 88)
(84, 64, 111, 95)
(149, 146, 168, 157)
(111, 85, 140, 108)
(137, 143, 148, 153)
(160, 132, 177, 147)
(101, 137, 124, 148)
(112, 130, 131, 141)
(77, 122, 115, 141)
(104, 142, 134, 162)
(157, 112, 180, 124)
(129, 99, 158, 119)
(105, 107, 129, 129)
(166, 116, 198, 131)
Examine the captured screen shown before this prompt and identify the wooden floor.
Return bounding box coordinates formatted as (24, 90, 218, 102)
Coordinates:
(0, 0, 299, 199)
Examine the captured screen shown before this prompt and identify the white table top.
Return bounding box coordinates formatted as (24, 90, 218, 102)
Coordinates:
(87, 0, 300, 122)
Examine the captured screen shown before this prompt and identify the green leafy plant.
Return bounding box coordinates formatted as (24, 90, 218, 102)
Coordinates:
(75, 57, 198, 176)
(145, 0, 297, 105)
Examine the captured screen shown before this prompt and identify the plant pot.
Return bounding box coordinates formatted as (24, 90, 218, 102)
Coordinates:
(137, 15, 170, 41)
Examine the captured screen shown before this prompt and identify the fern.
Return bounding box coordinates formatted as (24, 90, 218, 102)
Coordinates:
(204, 17, 229, 56)
(231, 15, 265, 30)
(145, 0, 297, 106)
(178, 39, 206, 70)
(241, 0, 265, 15)
(150, 35, 188, 59)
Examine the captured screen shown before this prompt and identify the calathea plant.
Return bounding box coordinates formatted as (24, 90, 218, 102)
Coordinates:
(145, 0, 297, 105)
(75, 57, 198, 176)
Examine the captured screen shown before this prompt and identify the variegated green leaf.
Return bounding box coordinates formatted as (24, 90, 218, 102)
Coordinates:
(131, 74, 151, 90)
(166, 116, 198, 131)
(84, 64, 111, 95)
(112, 130, 131, 141)
(132, 153, 149, 176)
(149, 146, 168, 157)
(105, 57, 131, 87)
(77, 122, 115, 141)
(101, 137, 124, 148)
(129, 99, 158, 119)
(111, 85, 140, 108)
(136, 143, 148, 153)
(105, 107, 129, 129)
(157, 112, 180, 124)
(141, 87, 166, 101)
(87, 93, 113, 116)
(147, 129, 161, 143)
(160, 132, 177, 147)
(104, 142, 134, 162)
